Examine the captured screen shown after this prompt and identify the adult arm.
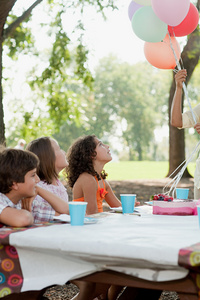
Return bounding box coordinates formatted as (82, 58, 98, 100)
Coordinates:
(0, 207, 34, 227)
(170, 69, 187, 128)
(36, 186, 69, 214)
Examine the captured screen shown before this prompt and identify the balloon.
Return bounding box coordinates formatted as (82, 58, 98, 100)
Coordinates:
(128, 1, 142, 21)
(131, 7, 167, 43)
(151, 0, 190, 26)
(168, 3, 199, 37)
(144, 34, 181, 69)
(134, 0, 151, 6)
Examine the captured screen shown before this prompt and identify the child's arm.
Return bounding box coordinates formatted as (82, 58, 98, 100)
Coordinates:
(105, 182, 140, 207)
(36, 186, 69, 214)
(104, 181, 122, 208)
(0, 207, 34, 227)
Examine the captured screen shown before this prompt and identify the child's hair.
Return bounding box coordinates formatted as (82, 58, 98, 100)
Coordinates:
(0, 148, 39, 194)
(26, 137, 58, 184)
(67, 135, 107, 188)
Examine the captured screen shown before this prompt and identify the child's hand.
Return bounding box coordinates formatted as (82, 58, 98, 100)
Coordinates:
(21, 196, 34, 212)
(135, 201, 140, 206)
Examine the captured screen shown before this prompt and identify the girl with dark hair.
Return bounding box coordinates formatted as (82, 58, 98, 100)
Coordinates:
(67, 135, 123, 215)
(67, 135, 141, 300)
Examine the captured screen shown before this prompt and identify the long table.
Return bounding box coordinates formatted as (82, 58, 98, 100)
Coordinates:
(0, 206, 200, 299)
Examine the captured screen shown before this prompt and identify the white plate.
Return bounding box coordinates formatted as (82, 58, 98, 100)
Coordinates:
(84, 217, 98, 224)
(53, 214, 98, 224)
(111, 207, 123, 212)
(110, 207, 140, 215)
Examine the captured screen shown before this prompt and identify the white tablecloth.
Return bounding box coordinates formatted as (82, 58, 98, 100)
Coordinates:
(9, 207, 200, 292)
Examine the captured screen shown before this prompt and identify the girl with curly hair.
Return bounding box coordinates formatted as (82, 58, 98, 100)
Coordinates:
(67, 135, 122, 215)
(67, 135, 141, 300)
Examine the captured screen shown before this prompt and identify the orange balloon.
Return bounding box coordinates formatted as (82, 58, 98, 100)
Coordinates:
(144, 34, 181, 69)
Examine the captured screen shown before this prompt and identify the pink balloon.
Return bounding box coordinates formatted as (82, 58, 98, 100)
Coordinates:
(168, 3, 199, 37)
(128, 1, 142, 21)
(152, 0, 190, 26)
(144, 34, 181, 69)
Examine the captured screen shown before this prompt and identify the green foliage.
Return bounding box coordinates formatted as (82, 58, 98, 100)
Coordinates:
(91, 56, 171, 160)
(6, 100, 54, 148)
(4, 14, 36, 59)
(3, 0, 117, 142)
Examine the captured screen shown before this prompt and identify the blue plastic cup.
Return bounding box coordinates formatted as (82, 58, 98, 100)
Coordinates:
(120, 194, 136, 214)
(176, 188, 189, 199)
(69, 202, 87, 226)
(197, 206, 200, 228)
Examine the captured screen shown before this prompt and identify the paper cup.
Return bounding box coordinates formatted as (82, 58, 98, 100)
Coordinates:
(176, 188, 189, 199)
(197, 206, 200, 228)
(69, 202, 87, 226)
(120, 194, 136, 214)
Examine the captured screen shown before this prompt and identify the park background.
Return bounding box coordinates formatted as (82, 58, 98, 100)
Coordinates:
(1, 0, 200, 182)
(0, 1, 199, 299)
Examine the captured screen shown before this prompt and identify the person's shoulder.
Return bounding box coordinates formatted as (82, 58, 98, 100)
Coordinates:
(79, 173, 95, 180)
(0, 193, 10, 203)
(0, 193, 18, 215)
(76, 173, 96, 185)
(37, 180, 48, 187)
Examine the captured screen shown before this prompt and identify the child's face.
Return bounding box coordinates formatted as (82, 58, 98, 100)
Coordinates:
(94, 138, 112, 163)
(50, 139, 68, 173)
(17, 168, 40, 198)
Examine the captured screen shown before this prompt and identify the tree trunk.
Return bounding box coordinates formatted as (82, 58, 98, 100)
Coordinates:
(168, 22, 200, 177)
(0, 0, 43, 144)
(0, 0, 17, 144)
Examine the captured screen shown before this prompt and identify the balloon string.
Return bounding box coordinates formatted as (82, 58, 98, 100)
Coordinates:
(163, 140, 200, 197)
(161, 31, 199, 197)
(168, 31, 197, 124)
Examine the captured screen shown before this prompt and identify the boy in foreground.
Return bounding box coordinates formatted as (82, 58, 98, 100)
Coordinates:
(0, 147, 39, 227)
(0, 147, 69, 227)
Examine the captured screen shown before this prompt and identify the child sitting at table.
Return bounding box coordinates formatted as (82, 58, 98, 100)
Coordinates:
(26, 136, 69, 223)
(67, 135, 140, 300)
(0, 147, 69, 227)
(67, 135, 123, 215)
(67, 135, 162, 300)
(0, 147, 38, 227)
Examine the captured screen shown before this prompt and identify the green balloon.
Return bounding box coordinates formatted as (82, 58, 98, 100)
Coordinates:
(131, 6, 167, 43)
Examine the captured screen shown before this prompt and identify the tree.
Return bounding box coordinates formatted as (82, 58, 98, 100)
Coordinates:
(49, 56, 171, 159)
(91, 56, 171, 160)
(0, 0, 116, 144)
(168, 0, 200, 177)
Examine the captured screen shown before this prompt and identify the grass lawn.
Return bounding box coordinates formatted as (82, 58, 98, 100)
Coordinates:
(105, 161, 195, 180)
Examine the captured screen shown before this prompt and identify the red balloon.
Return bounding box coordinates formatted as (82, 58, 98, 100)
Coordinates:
(168, 3, 199, 37)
